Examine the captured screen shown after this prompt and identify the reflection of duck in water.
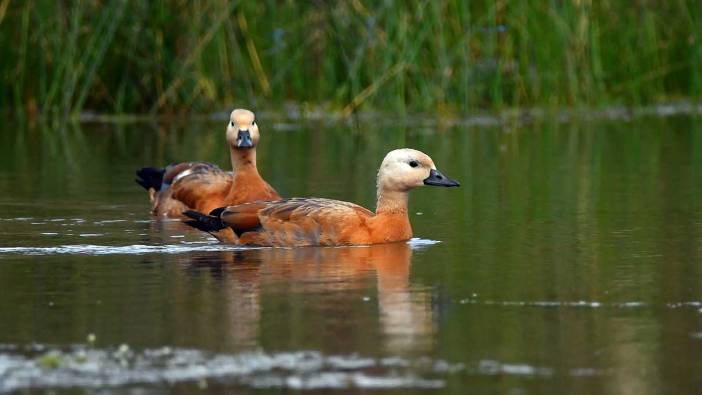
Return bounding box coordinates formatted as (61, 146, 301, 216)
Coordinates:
(180, 243, 433, 354)
(135, 109, 280, 218)
(184, 149, 458, 246)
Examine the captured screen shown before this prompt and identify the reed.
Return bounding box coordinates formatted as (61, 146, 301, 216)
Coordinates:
(1, 0, 700, 118)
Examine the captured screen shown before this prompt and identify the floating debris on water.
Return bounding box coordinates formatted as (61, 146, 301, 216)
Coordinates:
(36, 352, 62, 369)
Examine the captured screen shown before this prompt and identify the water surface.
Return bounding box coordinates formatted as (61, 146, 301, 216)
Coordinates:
(0, 115, 701, 394)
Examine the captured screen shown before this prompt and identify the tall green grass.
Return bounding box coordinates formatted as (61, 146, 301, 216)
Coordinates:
(1, 0, 701, 117)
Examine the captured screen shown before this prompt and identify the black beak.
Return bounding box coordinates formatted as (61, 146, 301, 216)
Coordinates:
(423, 169, 460, 187)
(236, 130, 254, 148)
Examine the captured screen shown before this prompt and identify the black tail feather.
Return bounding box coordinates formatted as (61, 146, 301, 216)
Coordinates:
(183, 210, 226, 232)
(135, 167, 166, 191)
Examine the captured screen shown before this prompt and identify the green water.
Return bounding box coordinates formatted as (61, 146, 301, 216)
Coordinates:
(0, 115, 701, 394)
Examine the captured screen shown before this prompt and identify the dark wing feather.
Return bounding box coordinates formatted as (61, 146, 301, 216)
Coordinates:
(135, 167, 166, 191)
(218, 201, 272, 234)
(183, 210, 225, 232)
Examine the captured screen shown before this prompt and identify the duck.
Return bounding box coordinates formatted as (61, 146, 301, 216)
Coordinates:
(183, 148, 459, 246)
(135, 108, 281, 217)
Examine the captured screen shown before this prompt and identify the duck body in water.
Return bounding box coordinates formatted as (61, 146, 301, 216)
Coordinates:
(135, 109, 280, 218)
(184, 148, 459, 246)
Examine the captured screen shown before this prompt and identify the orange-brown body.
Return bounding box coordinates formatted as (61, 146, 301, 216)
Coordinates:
(211, 198, 413, 246)
(153, 151, 279, 217)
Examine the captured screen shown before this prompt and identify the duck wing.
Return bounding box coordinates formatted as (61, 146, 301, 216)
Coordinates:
(168, 163, 234, 212)
(218, 198, 374, 245)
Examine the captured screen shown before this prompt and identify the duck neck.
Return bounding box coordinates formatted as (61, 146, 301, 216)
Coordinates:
(230, 147, 258, 175)
(375, 189, 409, 216)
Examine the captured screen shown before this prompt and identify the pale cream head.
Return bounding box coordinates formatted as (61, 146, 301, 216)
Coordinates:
(226, 108, 260, 149)
(377, 149, 437, 192)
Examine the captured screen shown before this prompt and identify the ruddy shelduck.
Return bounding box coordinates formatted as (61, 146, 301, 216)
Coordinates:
(183, 148, 459, 246)
(136, 109, 280, 217)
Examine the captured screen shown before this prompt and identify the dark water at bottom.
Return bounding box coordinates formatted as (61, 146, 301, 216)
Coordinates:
(0, 115, 701, 394)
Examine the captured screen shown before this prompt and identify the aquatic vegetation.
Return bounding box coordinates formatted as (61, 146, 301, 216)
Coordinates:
(37, 352, 62, 369)
(1, 1, 701, 117)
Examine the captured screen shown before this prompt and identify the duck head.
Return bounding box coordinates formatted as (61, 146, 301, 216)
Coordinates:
(377, 148, 459, 193)
(226, 109, 260, 149)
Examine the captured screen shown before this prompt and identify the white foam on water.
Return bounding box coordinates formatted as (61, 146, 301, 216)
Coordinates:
(0, 238, 443, 257)
(407, 237, 441, 248)
(0, 244, 258, 256)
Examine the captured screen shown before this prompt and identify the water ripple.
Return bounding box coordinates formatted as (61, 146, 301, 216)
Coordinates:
(0, 244, 257, 256)
(0, 238, 440, 256)
(458, 298, 702, 311)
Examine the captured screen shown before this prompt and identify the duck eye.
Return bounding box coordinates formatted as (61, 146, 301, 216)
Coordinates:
(409, 160, 419, 168)
(252, 120, 256, 126)
(231, 121, 234, 127)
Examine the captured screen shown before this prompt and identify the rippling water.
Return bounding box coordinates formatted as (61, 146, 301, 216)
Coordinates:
(0, 116, 701, 394)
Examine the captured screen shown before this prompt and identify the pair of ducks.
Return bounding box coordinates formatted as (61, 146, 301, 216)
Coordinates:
(136, 109, 459, 247)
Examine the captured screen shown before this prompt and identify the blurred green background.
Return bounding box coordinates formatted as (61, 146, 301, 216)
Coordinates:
(1, 0, 701, 118)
